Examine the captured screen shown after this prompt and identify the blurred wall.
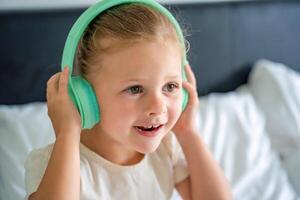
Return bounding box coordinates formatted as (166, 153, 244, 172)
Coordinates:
(0, 0, 251, 11)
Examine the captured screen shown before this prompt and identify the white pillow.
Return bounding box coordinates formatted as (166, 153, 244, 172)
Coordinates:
(197, 85, 297, 199)
(248, 59, 300, 195)
(0, 102, 54, 200)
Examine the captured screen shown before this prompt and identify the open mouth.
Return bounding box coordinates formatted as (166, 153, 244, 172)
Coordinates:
(135, 124, 162, 131)
(134, 124, 163, 137)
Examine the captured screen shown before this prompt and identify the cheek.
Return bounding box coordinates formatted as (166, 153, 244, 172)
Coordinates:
(98, 95, 135, 126)
(97, 104, 133, 139)
(170, 103, 182, 120)
(168, 95, 183, 122)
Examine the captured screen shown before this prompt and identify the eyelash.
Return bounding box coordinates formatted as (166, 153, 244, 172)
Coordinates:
(164, 83, 179, 92)
(125, 83, 180, 95)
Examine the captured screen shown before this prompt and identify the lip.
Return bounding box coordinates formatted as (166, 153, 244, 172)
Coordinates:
(134, 125, 164, 138)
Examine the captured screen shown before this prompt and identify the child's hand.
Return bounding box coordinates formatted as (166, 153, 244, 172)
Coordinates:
(172, 63, 200, 137)
(46, 66, 82, 139)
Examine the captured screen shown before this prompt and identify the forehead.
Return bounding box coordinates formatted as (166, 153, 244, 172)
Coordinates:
(98, 40, 182, 80)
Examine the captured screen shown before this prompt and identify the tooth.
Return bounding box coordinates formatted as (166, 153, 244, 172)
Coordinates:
(141, 125, 161, 129)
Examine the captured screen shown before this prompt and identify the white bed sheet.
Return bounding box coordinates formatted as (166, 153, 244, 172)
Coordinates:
(190, 86, 296, 200)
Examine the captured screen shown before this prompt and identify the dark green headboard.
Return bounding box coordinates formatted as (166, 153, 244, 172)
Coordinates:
(1, 0, 300, 104)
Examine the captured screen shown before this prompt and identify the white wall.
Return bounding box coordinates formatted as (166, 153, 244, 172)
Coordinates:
(0, 0, 250, 11)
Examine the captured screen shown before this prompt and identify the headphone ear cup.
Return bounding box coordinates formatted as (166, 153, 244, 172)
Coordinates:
(181, 62, 189, 111)
(181, 87, 189, 111)
(71, 76, 100, 129)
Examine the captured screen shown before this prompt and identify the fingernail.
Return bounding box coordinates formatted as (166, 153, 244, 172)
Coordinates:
(64, 66, 69, 73)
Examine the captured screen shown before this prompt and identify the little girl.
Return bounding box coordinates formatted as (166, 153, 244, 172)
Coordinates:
(25, 1, 232, 200)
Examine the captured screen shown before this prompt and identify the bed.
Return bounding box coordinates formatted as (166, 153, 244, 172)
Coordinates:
(0, 0, 300, 199)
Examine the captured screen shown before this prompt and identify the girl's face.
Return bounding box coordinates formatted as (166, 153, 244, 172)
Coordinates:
(88, 39, 183, 154)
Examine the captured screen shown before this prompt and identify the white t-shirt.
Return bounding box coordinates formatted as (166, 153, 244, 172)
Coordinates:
(24, 132, 189, 200)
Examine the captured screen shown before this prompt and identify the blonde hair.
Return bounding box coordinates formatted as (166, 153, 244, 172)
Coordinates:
(76, 3, 189, 78)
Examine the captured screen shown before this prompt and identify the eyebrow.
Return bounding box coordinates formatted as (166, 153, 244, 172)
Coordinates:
(121, 75, 181, 83)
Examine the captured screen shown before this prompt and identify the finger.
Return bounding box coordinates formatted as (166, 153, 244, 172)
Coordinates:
(46, 73, 60, 99)
(182, 81, 199, 107)
(185, 63, 197, 87)
(58, 66, 69, 95)
(47, 73, 60, 88)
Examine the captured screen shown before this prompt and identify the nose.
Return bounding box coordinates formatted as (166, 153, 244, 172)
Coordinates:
(144, 93, 167, 116)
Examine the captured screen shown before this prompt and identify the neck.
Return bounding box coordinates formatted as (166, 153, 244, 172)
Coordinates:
(80, 126, 144, 166)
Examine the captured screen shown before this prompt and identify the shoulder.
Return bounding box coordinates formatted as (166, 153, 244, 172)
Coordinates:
(161, 132, 190, 184)
(24, 143, 55, 198)
(160, 132, 183, 161)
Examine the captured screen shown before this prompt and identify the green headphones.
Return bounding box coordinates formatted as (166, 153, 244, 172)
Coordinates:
(61, 0, 189, 129)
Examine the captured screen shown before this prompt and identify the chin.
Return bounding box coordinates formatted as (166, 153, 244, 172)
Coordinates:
(136, 141, 161, 154)
(137, 148, 157, 154)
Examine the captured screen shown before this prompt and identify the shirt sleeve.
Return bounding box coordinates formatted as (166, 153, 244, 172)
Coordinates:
(24, 144, 53, 199)
(164, 132, 190, 184)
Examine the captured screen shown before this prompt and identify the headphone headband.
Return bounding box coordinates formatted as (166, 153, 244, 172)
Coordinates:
(61, 0, 187, 73)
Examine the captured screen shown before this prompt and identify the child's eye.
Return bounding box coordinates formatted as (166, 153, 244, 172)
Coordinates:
(126, 85, 144, 95)
(163, 83, 179, 93)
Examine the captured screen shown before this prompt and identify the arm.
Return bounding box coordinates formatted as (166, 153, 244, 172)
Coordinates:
(175, 132, 232, 200)
(175, 175, 192, 200)
(173, 63, 232, 200)
(29, 67, 82, 200)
